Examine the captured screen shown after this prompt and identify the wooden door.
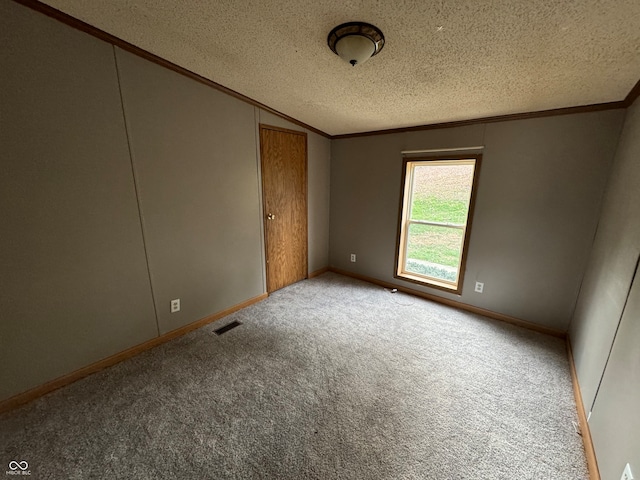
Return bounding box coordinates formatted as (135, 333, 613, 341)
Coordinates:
(260, 125, 308, 293)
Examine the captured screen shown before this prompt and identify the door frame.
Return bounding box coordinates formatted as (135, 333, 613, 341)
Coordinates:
(259, 124, 308, 293)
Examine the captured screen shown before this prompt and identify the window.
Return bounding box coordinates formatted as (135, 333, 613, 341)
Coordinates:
(396, 155, 481, 294)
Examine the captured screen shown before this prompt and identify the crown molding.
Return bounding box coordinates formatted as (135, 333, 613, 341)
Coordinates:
(331, 100, 627, 139)
(623, 78, 640, 108)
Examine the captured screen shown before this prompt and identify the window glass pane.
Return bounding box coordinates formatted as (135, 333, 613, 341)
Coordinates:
(410, 164, 475, 224)
(405, 223, 464, 283)
(397, 157, 480, 292)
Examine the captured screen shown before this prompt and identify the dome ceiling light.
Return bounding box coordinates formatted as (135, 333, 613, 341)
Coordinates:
(327, 22, 385, 67)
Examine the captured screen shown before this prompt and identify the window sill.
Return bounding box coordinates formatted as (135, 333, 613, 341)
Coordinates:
(395, 271, 462, 295)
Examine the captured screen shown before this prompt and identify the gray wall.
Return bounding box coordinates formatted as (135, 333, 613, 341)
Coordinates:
(569, 98, 640, 480)
(0, 0, 158, 400)
(116, 49, 264, 334)
(0, 1, 330, 402)
(330, 112, 624, 330)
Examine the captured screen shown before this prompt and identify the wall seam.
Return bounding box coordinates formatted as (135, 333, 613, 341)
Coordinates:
(590, 253, 640, 413)
(566, 109, 629, 334)
(112, 46, 161, 337)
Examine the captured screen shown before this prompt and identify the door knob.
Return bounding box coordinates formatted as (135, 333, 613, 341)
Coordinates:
(267, 213, 275, 220)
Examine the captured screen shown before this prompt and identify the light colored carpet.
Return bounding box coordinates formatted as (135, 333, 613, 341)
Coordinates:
(0, 272, 588, 479)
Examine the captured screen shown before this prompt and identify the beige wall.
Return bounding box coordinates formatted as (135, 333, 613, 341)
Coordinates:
(330, 112, 624, 330)
(569, 98, 640, 480)
(0, 1, 330, 402)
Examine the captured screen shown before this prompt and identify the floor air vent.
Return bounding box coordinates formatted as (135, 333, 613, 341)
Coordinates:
(214, 320, 242, 335)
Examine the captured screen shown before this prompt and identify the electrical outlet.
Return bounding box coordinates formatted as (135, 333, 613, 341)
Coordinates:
(622, 463, 634, 480)
(474, 282, 484, 293)
(350, 254, 356, 262)
(170, 299, 180, 313)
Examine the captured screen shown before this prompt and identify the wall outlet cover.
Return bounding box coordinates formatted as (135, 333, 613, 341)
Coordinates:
(474, 282, 484, 293)
(622, 463, 634, 480)
(350, 254, 356, 262)
(170, 299, 180, 313)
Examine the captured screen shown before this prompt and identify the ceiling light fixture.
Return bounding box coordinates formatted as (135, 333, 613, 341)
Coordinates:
(327, 22, 385, 66)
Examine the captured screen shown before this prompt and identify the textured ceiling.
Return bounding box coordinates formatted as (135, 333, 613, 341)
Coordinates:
(40, 0, 640, 135)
